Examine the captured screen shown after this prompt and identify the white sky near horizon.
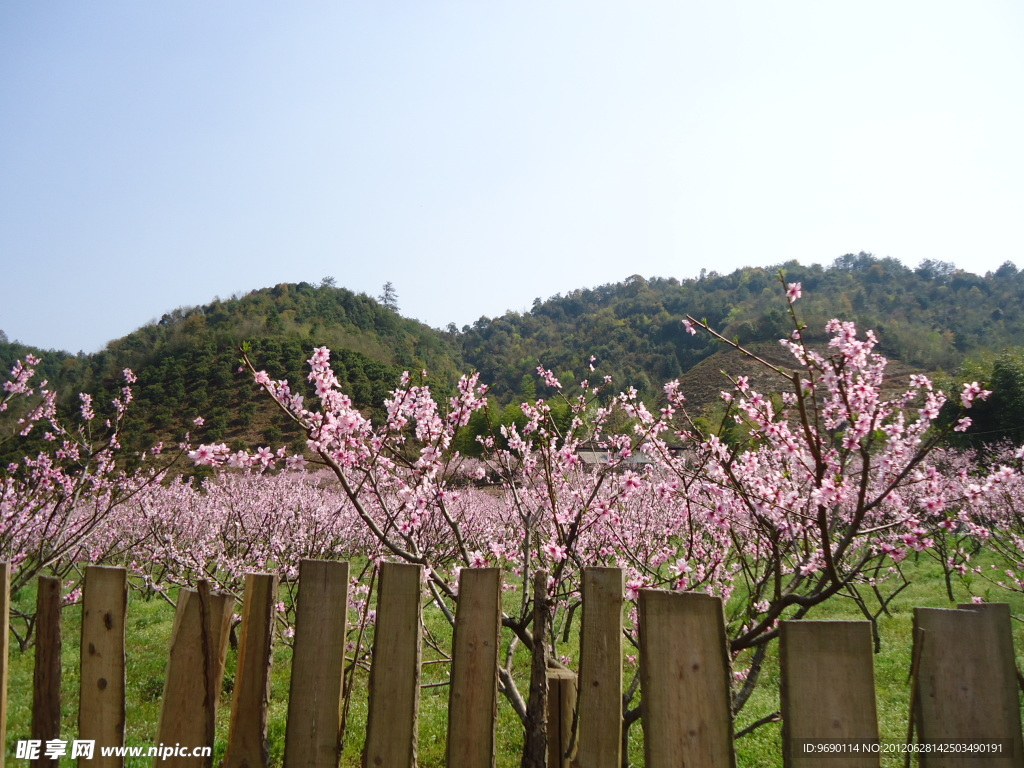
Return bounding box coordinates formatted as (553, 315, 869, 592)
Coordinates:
(2, 2, 1023, 354)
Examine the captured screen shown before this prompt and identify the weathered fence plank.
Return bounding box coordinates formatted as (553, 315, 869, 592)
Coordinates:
(79, 566, 128, 768)
(447, 567, 502, 768)
(780, 620, 879, 768)
(958, 601, 1024, 765)
(0, 563, 8, 768)
(0, 563, 9, 768)
(283, 559, 350, 768)
(363, 562, 423, 768)
(224, 573, 279, 768)
(639, 589, 736, 768)
(32, 575, 62, 768)
(913, 605, 1024, 768)
(572, 567, 623, 768)
(547, 668, 578, 768)
(155, 582, 233, 768)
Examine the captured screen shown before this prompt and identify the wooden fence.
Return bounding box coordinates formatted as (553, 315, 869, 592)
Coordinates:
(1, 560, 1023, 768)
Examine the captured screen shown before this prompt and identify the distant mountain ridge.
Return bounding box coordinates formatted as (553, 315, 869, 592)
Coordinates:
(0, 281, 464, 460)
(3, 253, 1024, 457)
(459, 253, 1024, 402)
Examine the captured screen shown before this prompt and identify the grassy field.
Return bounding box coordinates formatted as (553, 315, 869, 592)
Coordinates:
(731, 553, 1024, 767)
(3, 554, 1023, 767)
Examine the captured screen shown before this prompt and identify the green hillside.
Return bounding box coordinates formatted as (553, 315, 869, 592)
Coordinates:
(459, 253, 1024, 405)
(0, 282, 464, 461)
(5, 253, 1024, 459)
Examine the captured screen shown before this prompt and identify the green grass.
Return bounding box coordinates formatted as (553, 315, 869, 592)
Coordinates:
(4, 555, 1024, 767)
(731, 552, 1024, 768)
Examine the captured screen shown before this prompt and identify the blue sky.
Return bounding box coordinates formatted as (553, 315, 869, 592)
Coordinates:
(2, 2, 1023, 353)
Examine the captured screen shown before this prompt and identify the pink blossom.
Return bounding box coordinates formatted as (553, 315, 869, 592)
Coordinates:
(188, 444, 217, 466)
(285, 454, 308, 471)
(960, 381, 992, 408)
(468, 550, 488, 568)
(543, 542, 567, 562)
(625, 579, 644, 600)
(536, 366, 561, 390)
(79, 393, 95, 421)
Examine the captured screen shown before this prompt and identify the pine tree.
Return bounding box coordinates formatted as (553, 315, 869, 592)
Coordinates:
(378, 282, 399, 312)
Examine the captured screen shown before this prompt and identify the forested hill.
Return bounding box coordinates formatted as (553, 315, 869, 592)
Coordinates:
(4, 253, 1024, 457)
(459, 253, 1024, 402)
(0, 282, 464, 456)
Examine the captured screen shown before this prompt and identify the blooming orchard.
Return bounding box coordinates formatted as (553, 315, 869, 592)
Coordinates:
(0, 356, 180, 644)
(174, 281, 1006, 723)
(1, 281, 1019, 729)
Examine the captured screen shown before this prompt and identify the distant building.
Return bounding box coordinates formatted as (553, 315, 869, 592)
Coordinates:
(576, 442, 654, 468)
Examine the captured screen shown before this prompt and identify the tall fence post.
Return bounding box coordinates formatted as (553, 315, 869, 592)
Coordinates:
(447, 567, 502, 768)
(780, 620, 879, 768)
(79, 566, 128, 768)
(224, 573, 279, 768)
(572, 567, 623, 768)
(0, 562, 9, 768)
(32, 576, 62, 768)
(913, 605, 1024, 768)
(638, 589, 736, 768)
(959, 601, 1024, 764)
(155, 581, 234, 768)
(283, 559, 350, 768)
(547, 668, 578, 768)
(362, 562, 423, 768)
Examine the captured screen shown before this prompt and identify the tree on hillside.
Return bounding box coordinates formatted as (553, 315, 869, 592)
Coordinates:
(378, 282, 399, 312)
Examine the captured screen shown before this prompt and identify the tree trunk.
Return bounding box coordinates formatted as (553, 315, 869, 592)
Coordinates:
(521, 571, 550, 768)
